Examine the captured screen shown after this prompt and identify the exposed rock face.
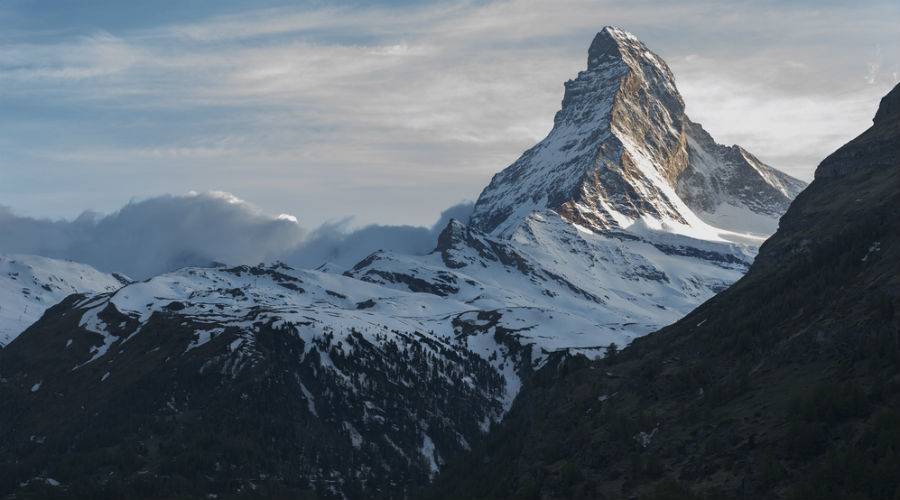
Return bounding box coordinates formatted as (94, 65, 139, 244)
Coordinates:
(470, 26, 805, 237)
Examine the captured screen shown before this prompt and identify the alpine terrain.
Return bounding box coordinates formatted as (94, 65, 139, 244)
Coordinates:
(430, 84, 900, 499)
(0, 27, 806, 498)
(0, 254, 129, 347)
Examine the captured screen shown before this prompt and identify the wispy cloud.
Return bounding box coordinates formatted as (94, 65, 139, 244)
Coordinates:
(0, 31, 136, 80)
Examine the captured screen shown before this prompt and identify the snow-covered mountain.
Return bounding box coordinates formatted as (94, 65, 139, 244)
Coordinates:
(469, 26, 805, 238)
(0, 254, 129, 347)
(0, 27, 805, 499)
(348, 214, 753, 360)
(350, 25, 805, 359)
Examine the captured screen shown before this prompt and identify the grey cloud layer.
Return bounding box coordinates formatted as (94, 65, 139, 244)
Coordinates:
(0, 192, 473, 280)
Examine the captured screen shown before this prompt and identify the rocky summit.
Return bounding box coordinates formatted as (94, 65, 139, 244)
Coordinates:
(469, 26, 805, 238)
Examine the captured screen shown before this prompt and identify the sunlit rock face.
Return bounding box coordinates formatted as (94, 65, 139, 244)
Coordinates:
(470, 26, 805, 239)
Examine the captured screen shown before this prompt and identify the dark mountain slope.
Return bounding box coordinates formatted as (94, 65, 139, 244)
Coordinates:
(427, 86, 899, 499)
(0, 279, 511, 499)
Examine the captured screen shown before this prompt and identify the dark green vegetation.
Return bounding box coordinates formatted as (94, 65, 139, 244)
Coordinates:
(0, 289, 513, 498)
(427, 86, 900, 499)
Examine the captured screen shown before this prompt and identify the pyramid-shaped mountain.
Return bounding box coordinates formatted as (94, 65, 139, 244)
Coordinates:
(470, 26, 805, 238)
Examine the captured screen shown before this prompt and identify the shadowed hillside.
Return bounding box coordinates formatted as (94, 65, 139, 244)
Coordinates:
(427, 85, 899, 499)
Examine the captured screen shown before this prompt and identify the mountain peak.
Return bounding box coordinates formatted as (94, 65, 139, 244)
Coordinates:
(470, 27, 805, 238)
(587, 26, 641, 69)
(873, 83, 899, 125)
(816, 83, 899, 179)
(587, 26, 673, 79)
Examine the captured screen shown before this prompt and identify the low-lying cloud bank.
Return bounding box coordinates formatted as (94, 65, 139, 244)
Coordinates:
(0, 192, 473, 280)
(286, 201, 474, 271)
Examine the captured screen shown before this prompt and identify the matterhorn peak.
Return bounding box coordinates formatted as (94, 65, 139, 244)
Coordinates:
(469, 27, 805, 239)
(585, 26, 632, 67)
(588, 26, 669, 75)
(583, 26, 683, 115)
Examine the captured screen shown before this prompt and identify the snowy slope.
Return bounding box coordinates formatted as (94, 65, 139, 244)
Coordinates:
(3, 261, 516, 497)
(679, 120, 807, 235)
(349, 212, 752, 358)
(50, 213, 750, 430)
(0, 254, 128, 347)
(65, 263, 523, 407)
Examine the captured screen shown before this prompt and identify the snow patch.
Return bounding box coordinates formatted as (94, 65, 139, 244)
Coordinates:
(421, 434, 440, 476)
(861, 241, 881, 262)
(298, 380, 318, 417)
(343, 422, 363, 449)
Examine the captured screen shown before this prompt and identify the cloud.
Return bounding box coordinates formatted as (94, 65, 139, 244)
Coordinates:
(671, 53, 894, 180)
(865, 45, 883, 85)
(1, 0, 897, 225)
(286, 200, 473, 270)
(0, 192, 472, 280)
(0, 192, 305, 279)
(0, 31, 136, 80)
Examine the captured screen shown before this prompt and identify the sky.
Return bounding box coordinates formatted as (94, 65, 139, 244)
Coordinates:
(1, 0, 898, 232)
